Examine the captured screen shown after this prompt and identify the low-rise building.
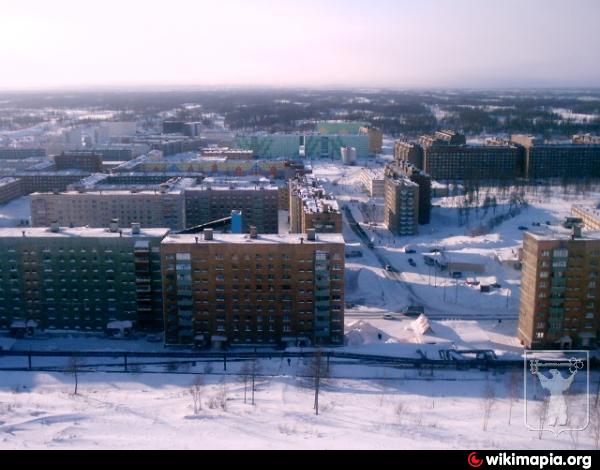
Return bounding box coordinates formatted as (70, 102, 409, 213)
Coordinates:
(0, 177, 23, 205)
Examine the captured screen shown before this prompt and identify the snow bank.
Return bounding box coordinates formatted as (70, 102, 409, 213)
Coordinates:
(345, 320, 396, 347)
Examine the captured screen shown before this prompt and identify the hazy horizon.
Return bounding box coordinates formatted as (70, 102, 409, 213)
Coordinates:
(1, 0, 599, 90)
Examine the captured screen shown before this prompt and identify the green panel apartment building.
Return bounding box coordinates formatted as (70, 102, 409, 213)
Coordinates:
(0, 224, 168, 332)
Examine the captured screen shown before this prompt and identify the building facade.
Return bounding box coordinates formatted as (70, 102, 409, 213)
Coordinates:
(518, 228, 599, 349)
(161, 229, 345, 347)
(54, 151, 104, 173)
(184, 181, 279, 233)
(359, 168, 385, 198)
(289, 176, 342, 234)
(0, 224, 168, 332)
(384, 165, 419, 236)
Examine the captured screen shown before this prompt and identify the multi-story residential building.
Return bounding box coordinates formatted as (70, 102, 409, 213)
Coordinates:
(54, 151, 104, 173)
(518, 226, 599, 349)
(510, 134, 600, 179)
(419, 143, 522, 181)
(0, 148, 46, 160)
(30, 182, 189, 230)
(289, 176, 342, 234)
(184, 178, 279, 233)
(384, 165, 419, 236)
(0, 177, 24, 205)
(359, 168, 385, 198)
(571, 205, 600, 231)
(161, 228, 345, 347)
(394, 162, 432, 225)
(13, 170, 90, 194)
(0, 223, 168, 332)
(394, 141, 423, 168)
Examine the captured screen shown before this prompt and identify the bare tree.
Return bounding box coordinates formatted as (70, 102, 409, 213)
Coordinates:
(239, 362, 252, 404)
(507, 372, 520, 425)
(591, 402, 600, 450)
(67, 356, 83, 395)
(189, 376, 204, 415)
(300, 350, 330, 415)
(482, 382, 496, 431)
(250, 356, 262, 406)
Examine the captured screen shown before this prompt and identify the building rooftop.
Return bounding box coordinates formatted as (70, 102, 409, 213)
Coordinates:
(162, 232, 345, 245)
(525, 226, 600, 241)
(0, 226, 170, 239)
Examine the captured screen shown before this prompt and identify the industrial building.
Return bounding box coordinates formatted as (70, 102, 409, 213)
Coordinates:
(161, 228, 345, 347)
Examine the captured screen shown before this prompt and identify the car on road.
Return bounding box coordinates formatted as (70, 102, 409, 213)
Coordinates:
(518, 226, 528, 230)
(404, 248, 416, 254)
(399, 305, 424, 317)
(465, 280, 480, 286)
(408, 258, 416, 267)
(382, 313, 396, 320)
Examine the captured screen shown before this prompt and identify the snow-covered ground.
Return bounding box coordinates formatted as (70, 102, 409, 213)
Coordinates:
(0, 367, 596, 449)
(0, 196, 31, 227)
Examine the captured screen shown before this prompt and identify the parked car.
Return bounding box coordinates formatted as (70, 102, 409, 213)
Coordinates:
(385, 264, 396, 272)
(465, 280, 480, 286)
(518, 226, 528, 230)
(404, 248, 416, 254)
(491, 282, 501, 288)
(451, 271, 462, 278)
(408, 258, 416, 267)
(480, 285, 491, 293)
(383, 313, 396, 320)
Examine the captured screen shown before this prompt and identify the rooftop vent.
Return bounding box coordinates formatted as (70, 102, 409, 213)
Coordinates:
(131, 222, 141, 235)
(204, 228, 214, 241)
(50, 221, 60, 233)
(572, 225, 582, 239)
(307, 228, 316, 241)
(249, 226, 258, 239)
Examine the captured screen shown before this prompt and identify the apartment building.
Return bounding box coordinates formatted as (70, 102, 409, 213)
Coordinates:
(384, 165, 419, 236)
(13, 170, 90, 194)
(359, 168, 385, 198)
(161, 228, 345, 347)
(571, 205, 600, 231)
(30, 183, 188, 230)
(511, 134, 600, 179)
(518, 227, 599, 349)
(0, 177, 24, 205)
(289, 176, 342, 234)
(0, 223, 168, 332)
(184, 178, 279, 233)
(54, 151, 104, 173)
(394, 162, 432, 225)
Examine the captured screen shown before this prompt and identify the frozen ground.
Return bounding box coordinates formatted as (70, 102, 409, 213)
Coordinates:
(0, 367, 596, 449)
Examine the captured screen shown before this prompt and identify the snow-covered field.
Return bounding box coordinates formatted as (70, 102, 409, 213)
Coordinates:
(0, 367, 596, 450)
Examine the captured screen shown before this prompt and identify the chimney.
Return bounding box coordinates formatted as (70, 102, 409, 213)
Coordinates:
(204, 228, 213, 241)
(109, 218, 119, 233)
(22, 230, 26, 237)
(131, 222, 141, 235)
(307, 228, 316, 241)
(572, 225, 582, 239)
(249, 226, 257, 239)
(50, 221, 60, 233)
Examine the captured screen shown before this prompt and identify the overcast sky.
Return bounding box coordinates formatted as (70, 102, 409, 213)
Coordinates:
(1, 0, 599, 90)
